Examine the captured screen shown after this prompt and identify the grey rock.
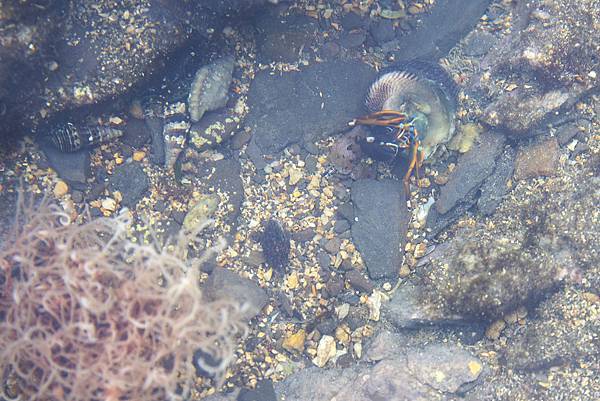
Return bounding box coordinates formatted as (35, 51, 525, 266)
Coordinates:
(341, 12, 367, 30)
(406, 344, 484, 394)
(255, 12, 319, 63)
(339, 30, 367, 49)
(462, 31, 498, 56)
(333, 219, 351, 234)
(246, 60, 376, 160)
(121, 118, 151, 148)
(476, 0, 599, 136)
(276, 344, 484, 401)
(392, 0, 492, 61)
(345, 270, 374, 294)
(435, 131, 506, 215)
(323, 237, 342, 254)
(196, 157, 245, 227)
(203, 267, 268, 322)
(384, 281, 464, 329)
(203, 390, 238, 401)
(351, 179, 408, 280)
(336, 202, 355, 222)
(107, 163, 149, 207)
(370, 19, 396, 45)
(274, 366, 361, 401)
(40, 143, 90, 188)
(238, 379, 276, 401)
(477, 146, 516, 216)
(188, 56, 235, 123)
(325, 276, 344, 297)
(146, 117, 165, 166)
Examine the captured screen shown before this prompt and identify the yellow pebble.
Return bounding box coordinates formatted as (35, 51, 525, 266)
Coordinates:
(132, 150, 146, 161)
(282, 329, 306, 353)
(53, 180, 69, 198)
(468, 360, 483, 376)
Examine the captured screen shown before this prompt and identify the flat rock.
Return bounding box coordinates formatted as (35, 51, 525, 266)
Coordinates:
(203, 267, 268, 321)
(121, 118, 151, 148)
(255, 12, 319, 63)
(275, 344, 484, 401)
(237, 379, 276, 401)
(351, 179, 408, 280)
(406, 344, 484, 394)
(40, 143, 90, 188)
(392, 0, 492, 61)
(245, 60, 376, 160)
(196, 157, 245, 228)
(384, 281, 465, 329)
(107, 162, 149, 207)
(477, 146, 516, 215)
(434, 130, 506, 215)
(513, 137, 560, 180)
(274, 366, 361, 401)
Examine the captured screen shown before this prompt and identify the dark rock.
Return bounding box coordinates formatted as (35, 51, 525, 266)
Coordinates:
(246, 60, 376, 160)
(317, 251, 332, 269)
(435, 131, 506, 215)
(258, 219, 290, 272)
(237, 380, 276, 401)
(477, 146, 516, 216)
(323, 237, 342, 255)
(345, 270, 374, 294)
(336, 202, 355, 222)
(278, 293, 295, 317)
(462, 31, 498, 57)
(370, 19, 396, 45)
(556, 121, 588, 146)
(302, 139, 321, 155)
(341, 12, 367, 30)
(319, 41, 340, 59)
(392, 0, 492, 61)
(291, 228, 315, 243)
(203, 267, 268, 321)
(146, 117, 165, 166)
(316, 319, 337, 336)
(326, 276, 344, 297)
(339, 29, 367, 49)
(197, 157, 245, 227)
(255, 12, 318, 63)
(335, 353, 355, 368)
(107, 163, 149, 207)
(121, 118, 150, 148)
(351, 179, 408, 280)
(333, 219, 351, 234)
(231, 129, 253, 150)
(40, 143, 91, 188)
(71, 190, 84, 203)
(513, 137, 560, 180)
(340, 293, 360, 306)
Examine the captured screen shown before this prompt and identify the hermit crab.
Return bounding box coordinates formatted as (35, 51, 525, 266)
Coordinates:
(351, 61, 458, 195)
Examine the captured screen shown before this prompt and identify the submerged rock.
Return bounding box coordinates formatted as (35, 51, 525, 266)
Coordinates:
(351, 179, 408, 280)
(258, 219, 291, 272)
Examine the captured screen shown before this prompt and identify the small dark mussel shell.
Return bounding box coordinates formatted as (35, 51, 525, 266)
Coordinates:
(258, 219, 290, 272)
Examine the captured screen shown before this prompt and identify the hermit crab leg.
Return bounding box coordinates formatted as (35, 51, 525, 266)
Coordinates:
(353, 110, 408, 127)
